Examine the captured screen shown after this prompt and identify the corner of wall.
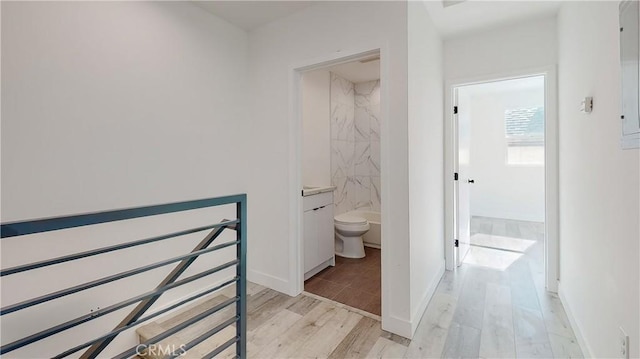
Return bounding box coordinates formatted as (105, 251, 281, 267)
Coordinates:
(382, 315, 413, 339)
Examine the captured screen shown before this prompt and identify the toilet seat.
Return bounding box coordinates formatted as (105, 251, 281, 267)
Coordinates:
(334, 213, 367, 225)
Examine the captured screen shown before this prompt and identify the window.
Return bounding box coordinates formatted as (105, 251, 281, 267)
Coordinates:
(505, 107, 545, 165)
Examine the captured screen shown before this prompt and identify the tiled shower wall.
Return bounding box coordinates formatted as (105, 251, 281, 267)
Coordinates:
(330, 73, 381, 215)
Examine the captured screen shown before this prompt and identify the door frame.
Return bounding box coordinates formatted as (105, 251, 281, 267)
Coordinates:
(444, 66, 559, 293)
(452, 86, 472, 267)
(288, 45, 390, 313)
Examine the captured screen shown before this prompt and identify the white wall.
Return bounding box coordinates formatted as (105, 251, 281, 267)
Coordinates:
(1, 0, 446, 344)
(247, 1, 417, 337)
(465, 87, 545, 222)
(301, 69, 331, 187)
(1, 1, 249, 220)
(557, 2, 640, 358)
(1, 2, 248, 356)
(444, 15, 557, 81)
(407, 1, 445, 335)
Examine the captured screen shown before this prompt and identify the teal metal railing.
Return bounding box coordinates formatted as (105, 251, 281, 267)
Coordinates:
(0, 194, 247, 358)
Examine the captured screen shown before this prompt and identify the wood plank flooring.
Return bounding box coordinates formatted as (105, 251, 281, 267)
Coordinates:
(412, 216, 582, 359)
(138, 217, 582, 358)
(304, 247, 381, 316)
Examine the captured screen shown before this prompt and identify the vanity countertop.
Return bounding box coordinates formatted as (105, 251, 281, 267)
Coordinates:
(302, 185, 336, 197)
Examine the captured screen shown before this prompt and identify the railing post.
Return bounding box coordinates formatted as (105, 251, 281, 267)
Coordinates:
(236, 195, 247, 358)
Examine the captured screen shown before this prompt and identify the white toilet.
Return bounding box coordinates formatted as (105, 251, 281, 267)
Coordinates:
(334, 213, 370, 258)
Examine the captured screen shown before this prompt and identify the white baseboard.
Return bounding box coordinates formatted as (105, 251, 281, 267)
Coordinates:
(304, 258, 334, 281)
(558, 283, 594, 358)
(410, 259, 446, 335)
(382, 314, 413, 339)
(248, 269, 292, 296)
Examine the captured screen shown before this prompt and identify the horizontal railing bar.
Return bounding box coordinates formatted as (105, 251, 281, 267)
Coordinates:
(0, 259, 239, 355)
(1, 241, 239, 316)
(1, 194, 246, 238)
(202, 336, 239, 359)
(112, 298, 240, 359)
(165, 317, 239, 359)
(52, 277, 239, 359)
(80, 224, 230, 358)
(0, 219, 238, 277)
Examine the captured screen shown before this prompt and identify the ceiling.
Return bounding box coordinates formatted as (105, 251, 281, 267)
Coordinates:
(326, 58, 380, 84)
(460, 75, 545, 96)
(423, 0, 562, 38)
(193, 1, 562, 37)
(193, 1, 313, 31)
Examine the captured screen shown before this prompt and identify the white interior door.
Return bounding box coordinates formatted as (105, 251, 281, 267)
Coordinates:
(455, 88, 472, 266)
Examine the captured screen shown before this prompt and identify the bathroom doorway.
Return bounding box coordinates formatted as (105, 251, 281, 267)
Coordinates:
(296, 52, 383, 317)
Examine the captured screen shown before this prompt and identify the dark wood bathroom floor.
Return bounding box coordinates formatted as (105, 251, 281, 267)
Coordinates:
(304, 247, 381, 316)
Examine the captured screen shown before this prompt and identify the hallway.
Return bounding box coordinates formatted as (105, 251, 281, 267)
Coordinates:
(166, 217, 584, 358)
(406, 217, 583, 358)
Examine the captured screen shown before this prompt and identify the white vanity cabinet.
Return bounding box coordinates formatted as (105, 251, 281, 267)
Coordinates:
(302, 191, 335, 279)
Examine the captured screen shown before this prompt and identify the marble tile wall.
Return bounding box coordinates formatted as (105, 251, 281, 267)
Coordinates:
(355, 79, 381, 212)
(330, 72, 380, 215)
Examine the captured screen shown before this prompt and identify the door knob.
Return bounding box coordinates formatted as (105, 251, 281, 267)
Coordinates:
(468, 179, 475, 183)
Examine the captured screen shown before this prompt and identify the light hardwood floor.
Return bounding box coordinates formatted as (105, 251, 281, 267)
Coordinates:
(137, 282, 408, 359)
(138, 217, 582, 358)
(428, 216, 583, 359)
